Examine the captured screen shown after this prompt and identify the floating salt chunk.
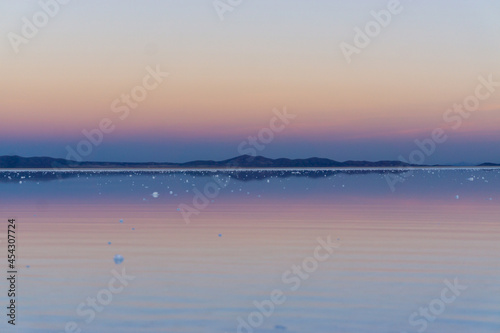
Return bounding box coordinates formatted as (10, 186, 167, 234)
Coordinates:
(132, 228, 135, 230)
(108, 242, 112, 245)
(218, 234, 222, 237)
(119, 219, 124, 223)
(113, 254, 124, 265)
(456, 195, 460, 199)
(467, 177, 474, 181)
(152, 192, 159, 198)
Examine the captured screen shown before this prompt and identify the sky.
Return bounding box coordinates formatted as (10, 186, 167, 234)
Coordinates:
(1, 0, 499, 164)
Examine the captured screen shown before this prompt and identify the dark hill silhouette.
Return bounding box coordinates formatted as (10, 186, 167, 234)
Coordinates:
(0, 155, 495, 169)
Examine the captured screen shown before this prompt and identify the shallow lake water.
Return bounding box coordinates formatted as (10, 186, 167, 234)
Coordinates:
(0, 168, 499, 332)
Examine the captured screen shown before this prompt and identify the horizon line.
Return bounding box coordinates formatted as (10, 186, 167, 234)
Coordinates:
(0, 154, 499, 168)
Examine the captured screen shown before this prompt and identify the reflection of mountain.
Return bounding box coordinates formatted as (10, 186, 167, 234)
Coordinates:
(0, 169, 411, 183)
(0, 155, 416, 169)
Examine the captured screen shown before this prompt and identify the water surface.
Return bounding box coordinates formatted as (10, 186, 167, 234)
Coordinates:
(0, 169, 499, 332)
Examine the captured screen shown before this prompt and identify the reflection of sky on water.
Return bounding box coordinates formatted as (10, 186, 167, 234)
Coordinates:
(0, 169, 498, 332)
(1, 169, 499, 206)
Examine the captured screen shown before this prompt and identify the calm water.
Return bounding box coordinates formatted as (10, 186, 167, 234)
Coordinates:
(0, 169, 499, 333)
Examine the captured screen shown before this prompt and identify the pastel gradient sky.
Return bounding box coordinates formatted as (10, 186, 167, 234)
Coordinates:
(1, 0, 499, 163)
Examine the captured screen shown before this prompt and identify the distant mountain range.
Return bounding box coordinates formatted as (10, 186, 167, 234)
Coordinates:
(0, 155, 497, 169)
(478, 162, 500, 167)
